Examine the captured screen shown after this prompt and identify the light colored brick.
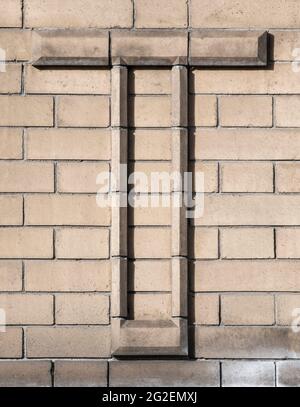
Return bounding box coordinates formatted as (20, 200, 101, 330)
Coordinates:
(129, 69, 171, 95)
(129, 204, 171, 226)
(191, 227, 218, 259)
(129, 227, 171, 259)
(189, 95, 217, 127)
(277, 228, 300, 258)
(0, 162, 54, 192)
(128, 260, 171, 292)
(0, 30, 31, 60)
(190, 0, 300, 28)
(193, 294, 219, 325)
(192, 129, 300, 160)
(221, 162, 273, 193)
(221, 294, 274, 325)
(195, 326, 300, 358)
(110, 361, 220, 387)
(56, 294, 109, 325)
(0, 228, 53, 259)
(276, 163, 300, 193)
(192, 64, 300, 94)
(0, 328, 22, 358)
(192, 162, 218, 193)
(26, 129, 110, 160)
(221, 228, 274, 259)
(58, 96, 109, 128)
(0, 294, 53, 325)
(57, 163, 109, 193)
(0, 261, 22, 291)
(193, 260, 300, 292)
(56, 228, 109, 259)
(220, 96, 272, 127)
(0, 361, 51, 387)
(277, 361, 300, 387)
(0, 129, 22, 159)
(276, 96, 300, 127)
(25, 260, 110, 292)
(26, 66, 110, 94)
(128, 294, 171, 320)
(25, 195, 110, 226)
(129, 130, 172, 161)
(129, 96, 171, 127)
(222, 362, 275, 387)
(54, 361, 107, 387)
(276, 294, 300, 326)
(195, 195, 300, 226)
(25, 0, 133, 28)
(135, 0, 187, 28)
(130, 162, 171, 193)
(0, 65, 21, 93)
(0, 196, 22, 225)
(0, 0, 21, 27)
(26, 326, 110, 358)
(273, 31, 300, 61)
(0, 96, 53, 126)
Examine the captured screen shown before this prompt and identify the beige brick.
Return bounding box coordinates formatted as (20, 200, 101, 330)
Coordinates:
(276, 163, 300, 193)
(276, 96, 300, 127)
(25, 260, 110, 292)
(129, 69, 171, 95)
(26, 66, 110, 94)
(0, 65, 21, 93)
(0, 30, 31, 60)
(0, 361, 51, 387)
(277, 361, 300, 387)
(192, 64, 300, 94)
(0, 328, 22, 358)
(54, 361, 107, 387)
(129, 96, 171, 127)
(129, 162, 171, 193)
(56, 228, 109, 259)
(273, 31, 300, 61)
(0, 261, 22, 291)
(276, 294, 300, 326)
(222, 362, 275, 387)
(135, 0, 187, 28)
(193, 294, 219, 325)
(220, 96, 272, 127)
(189, 95, 217, 127)
(191, 162, 218, 193)
(58, 96, 109, 128)
(110, 361, 219, 387)
(25, 195, 110, 226)
(221, 162, 273, 193)
(25, 0, 133, 28)
(195, 326, 300, 358)
(0, 294, 53, 325)
(129, 130, 172, 161)
(276, 228, 300, 259)
(129, 205, 171, 226)
(221, 228, 274, 259)
(27, 326, 110, 358)
(128, 260, 171, 292)
(0, 228, 53, 259)
(0, 129, 22, 159)
(192, 129, 300, 161)
(193, 260, 300, 292)
(26, 129, 110, 160)
(129, 227, 171, 259)
(56, 294, 109, 325)
(190, 0, 300, 28)
(0, 96, 53, 126)
(195, 195, 300, 226)
(128, 294, 171, 320)
(191, 227, 218, 259)
(221, 294, 274, 325)
(57, 163, 109, 193)
(0, 162, 54, 192)
(0, 196, 22, 225)
(0, 0, 21, 27)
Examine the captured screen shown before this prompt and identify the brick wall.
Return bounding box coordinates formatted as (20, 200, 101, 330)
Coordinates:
(1, 0, 300, 387)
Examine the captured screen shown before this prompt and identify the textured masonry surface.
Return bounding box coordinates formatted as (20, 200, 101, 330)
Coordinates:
(1, 0, 300, 387)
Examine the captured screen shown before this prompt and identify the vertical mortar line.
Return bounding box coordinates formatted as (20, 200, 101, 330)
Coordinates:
(21, 0, 25, 28)
(171, 65, 188, 352)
